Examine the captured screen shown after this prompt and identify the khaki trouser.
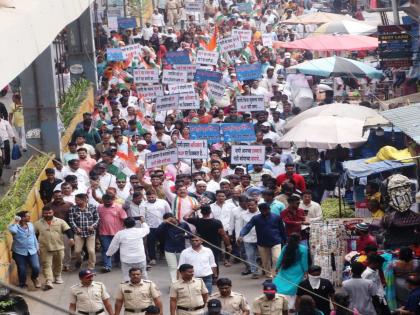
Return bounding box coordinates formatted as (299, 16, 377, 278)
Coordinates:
(74, 235, 96, 269)
(258, 244, 282, 277)
(167, 8, 178, 26)
(40, 249, 64, 281)
(63, 234, 72, 268)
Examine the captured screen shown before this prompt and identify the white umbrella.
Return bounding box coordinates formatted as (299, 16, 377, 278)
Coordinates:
(279, 116, 368, 149)
(285, 103, 386, 131)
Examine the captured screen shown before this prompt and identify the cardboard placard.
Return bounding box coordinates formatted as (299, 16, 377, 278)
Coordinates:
(218, 35, 242, 53)
(156, 94, 179, 111)
(262, 33, 273, 47)
(178, 93, 200, 110)
(177, 140, 208, 159)
(221, 123, 256, 142)
(106, 48, 125, 61)
(196, 50, 220, 65)
(121, 44, 142, 60)
(173, 64, 197, 80)
(185, 0, 204, 12)
(145, 148, 178, 169)
(107, 15, 119, 32)
(236, 95, 265, 112)
(190, 124, 221, 144)
(232, 29, 252, 43)
(133, 69, 159, 84)
(207, 81, 226, 101)
(235, 63, 262, 81)
(117, 17, 137, 29)
(194, 69, 222, 83)
(231, 145, 266, 165)
(136, 84, 164, 98)
(162, 70, 188, 84)
(167, 83, 195, 95)
(165, 51, 191, 65)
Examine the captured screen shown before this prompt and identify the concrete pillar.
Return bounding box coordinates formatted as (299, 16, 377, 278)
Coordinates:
(67, 6, 98, 89)
(20, 45, 62, 158)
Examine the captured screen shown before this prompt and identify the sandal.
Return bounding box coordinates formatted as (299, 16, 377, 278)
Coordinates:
(224, 261, 232, 267)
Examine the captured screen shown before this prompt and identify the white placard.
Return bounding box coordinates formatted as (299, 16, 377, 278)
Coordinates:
(162, 70, 188, 84)
(178, 93, 200, 110)
(136, 84, 163, 98)
(232, 29, 252, 43)
(207, 81, 226, 101)
(133, 69, 159, 84)
(156, 94, 179, 111)
(108, 15, 119, 32)
(185, 1, 203, 12)
(107, 7, 124, 17)
(121, 44, 142, 60)
(236, 95, 265, 112)
(218, 35, 242, 53)
(145, 148, 178, 169)
(177, 140, 208, 159)
(231, 145, 266, 165)
(262, 34, 273, 47)
(196, 50, 220, 66)
(173, 64, 197, 80)
(167, 83, 195, 95)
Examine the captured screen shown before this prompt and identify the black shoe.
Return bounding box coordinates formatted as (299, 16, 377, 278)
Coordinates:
(241, 270, 252, 276)
(75, 261, 82, 269)
(102, 267, 111, 273)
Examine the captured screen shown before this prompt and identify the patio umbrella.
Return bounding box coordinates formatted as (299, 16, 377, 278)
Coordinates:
(287, 56, 383, 79)
(279, 116, 368, 149)
(312, 20, 377, 36)
(284, 103, 387, 131)
(282, 12, 356, 25)
(273, 34, 378, 51)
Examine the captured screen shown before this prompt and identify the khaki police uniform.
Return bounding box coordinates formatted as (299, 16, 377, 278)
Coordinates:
(34, 217, 71, 282)
(209, 291, 250, 315)
(115, 279, 161, 314)
(169, 277, 208, 315)
(251, 294, 288, 315)
(70, 281, 110, 315)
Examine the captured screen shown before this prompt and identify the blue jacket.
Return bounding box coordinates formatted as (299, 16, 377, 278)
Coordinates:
(240, 213, 286, 247)
(8, 223, 39, 256)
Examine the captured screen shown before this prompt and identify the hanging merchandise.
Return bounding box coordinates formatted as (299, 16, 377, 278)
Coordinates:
(309, 220, 347, 286)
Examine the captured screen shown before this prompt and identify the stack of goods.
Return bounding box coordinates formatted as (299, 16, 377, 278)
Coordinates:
(309, 220, 347, 286)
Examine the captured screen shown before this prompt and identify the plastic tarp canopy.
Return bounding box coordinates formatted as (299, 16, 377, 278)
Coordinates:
(341, 158, 415, 180)
(0, 0, 92, 89)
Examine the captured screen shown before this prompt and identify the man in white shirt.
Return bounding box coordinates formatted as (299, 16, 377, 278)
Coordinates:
(144, 190, 171, 265)
(192, 159, 211, 175)
(106, 217, 150, 281)
(299, 190, 322, 222)
(151, 9, 165, 27)
(0, 116, 15, 168)
(210, 190, 235, 232)
(178, 234, 217, 294)
(62, 159, 90, 189)
(260, 122, 281, 146)
(207, 168, 223, 193)
(141, 22, 154, 42)
(238, 199, 260, 278)
(96, 162, 118, 192)
(152, 125, 171, 147)
(265, 154, 285, 178)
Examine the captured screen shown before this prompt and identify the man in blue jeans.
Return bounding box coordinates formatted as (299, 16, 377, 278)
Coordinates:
(8, 211, 41, 288)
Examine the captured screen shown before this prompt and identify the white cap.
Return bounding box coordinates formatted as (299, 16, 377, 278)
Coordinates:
(284, 52, 291, 58)
(138, 140, 147, 145)
(262, 122, 271, 127)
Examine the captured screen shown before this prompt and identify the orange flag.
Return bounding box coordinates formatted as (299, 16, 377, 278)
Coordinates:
(207, 26, 218, 51)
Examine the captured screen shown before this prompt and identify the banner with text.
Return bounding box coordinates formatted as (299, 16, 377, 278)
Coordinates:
(235, 63, 262, 81)
(178, 93, 200, 110)
(232, 29, 252, 43)
(168, 83, 195, 95)
(146, 148, 178, 169)
(133, 69, 159, 84)
(194, 69, 222, 83)
(165, 51, 191, 64)
(173, 64, 197, 80)
(137, 84, 163, 98)
(218, 36, 242, 53)
(177, 140, 208, 159)
(121, 44, 142, 60)
(106, 48, 125, 61)
(162, 70, 188, 84)
(262, 34, 273, 47)
(196, 50, 220, 66)
(231, 145, 266, 165)
(156, 95, 179, 111)
(190, 124, 221, 143)
(221, 123, 256, 142)
(207, 81, 226, 101)
(236, 95, 265, 112)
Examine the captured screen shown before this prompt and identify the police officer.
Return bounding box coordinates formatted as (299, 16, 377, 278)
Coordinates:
(169, 264, 209, 315)
(252, 282, 288, 315)
(210, 278, 250, 315)
(143, 306, 160, 315)
(69, 269, 114, 315)
(114, 267, 163, 315)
